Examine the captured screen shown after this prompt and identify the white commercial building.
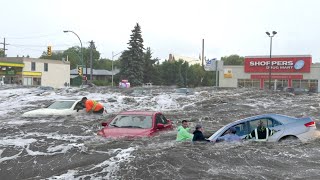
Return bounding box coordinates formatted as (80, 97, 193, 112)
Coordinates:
(218, 55, 319, 92)
(0, 57, 70, 88)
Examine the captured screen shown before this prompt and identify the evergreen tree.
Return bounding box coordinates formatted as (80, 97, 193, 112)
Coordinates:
(120, 23, 145, 86)
(143, 47, 157, 83)
(151, 63, 162, 85)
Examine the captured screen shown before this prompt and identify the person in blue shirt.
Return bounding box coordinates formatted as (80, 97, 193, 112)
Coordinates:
(216, 127, 242, 143)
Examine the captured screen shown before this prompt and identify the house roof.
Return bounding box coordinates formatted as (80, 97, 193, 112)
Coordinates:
(70, 68, 120, 76)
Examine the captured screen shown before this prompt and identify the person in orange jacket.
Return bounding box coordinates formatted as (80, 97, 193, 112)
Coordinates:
(81, 97, 105, 114)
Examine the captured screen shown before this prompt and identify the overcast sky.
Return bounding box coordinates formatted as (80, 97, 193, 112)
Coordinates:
(1, 0, 320, 62)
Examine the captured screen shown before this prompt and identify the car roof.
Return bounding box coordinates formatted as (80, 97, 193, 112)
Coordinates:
(55, 99, 79, 102)
(118, 111, 159, 116)
(232, 113, 297, 125)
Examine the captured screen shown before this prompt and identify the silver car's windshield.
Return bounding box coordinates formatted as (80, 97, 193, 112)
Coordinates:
(175, 88, 189, 94)
(109, 115, 153, 129)
(47, 101, 75, 109)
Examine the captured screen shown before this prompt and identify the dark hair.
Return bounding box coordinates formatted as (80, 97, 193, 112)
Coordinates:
(195, 124, 202, 130)
(81, 97, 87, 102)
(182, 120, 188, 124)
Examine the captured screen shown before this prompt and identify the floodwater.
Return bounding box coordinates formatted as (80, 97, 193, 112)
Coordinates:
(1, 85, 320, 179)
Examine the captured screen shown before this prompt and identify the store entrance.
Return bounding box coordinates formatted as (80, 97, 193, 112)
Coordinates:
(263, 79, 288, 90)
(275, 80, 288, 91)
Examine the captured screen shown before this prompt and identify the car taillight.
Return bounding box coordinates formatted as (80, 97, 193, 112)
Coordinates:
(304, 121, 315, 127)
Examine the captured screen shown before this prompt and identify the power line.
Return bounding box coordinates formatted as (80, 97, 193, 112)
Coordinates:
(9, 43, 77, 48)
(2, 32, 62, 40)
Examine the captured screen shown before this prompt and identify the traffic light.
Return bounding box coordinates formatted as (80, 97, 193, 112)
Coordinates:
(47, 46, 52, 56)
(77, 66, 83, 76)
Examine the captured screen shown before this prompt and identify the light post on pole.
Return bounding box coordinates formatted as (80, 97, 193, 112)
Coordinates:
(266, 31, 277, 90)
(111, 51, 123, 87)
(63, 30, 84, 83)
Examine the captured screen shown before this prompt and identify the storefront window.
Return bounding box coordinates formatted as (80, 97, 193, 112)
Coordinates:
(238, 79, 245, 88)
(309, 80, 318, 93)
(24, 77, 32, 86)
(238, 79, 260, 89)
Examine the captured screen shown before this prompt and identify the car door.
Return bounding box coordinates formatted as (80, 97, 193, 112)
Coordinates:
(247, 117, 285, 142)
(155, 113, 171, 130)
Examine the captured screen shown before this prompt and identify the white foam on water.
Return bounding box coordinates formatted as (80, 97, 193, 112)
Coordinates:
(47, 147, 136, 180)
(26, 132, 94, 142)
(0, 138, 37, 147)
(0, 149, 24, 163)
(6, 120, 30, 125)
(25, 143, 87, 156)
(153, 94, 179, 110)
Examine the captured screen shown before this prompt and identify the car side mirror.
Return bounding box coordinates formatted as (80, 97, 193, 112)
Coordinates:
(157, 123, 164, 129)
(101, 122, 108, 127)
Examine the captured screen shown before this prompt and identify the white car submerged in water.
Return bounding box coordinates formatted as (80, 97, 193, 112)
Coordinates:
(22, 100, 86, 117)
(208, 114, 320, 142)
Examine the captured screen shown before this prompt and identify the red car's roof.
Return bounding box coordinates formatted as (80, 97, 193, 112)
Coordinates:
(118, 111, 159, 116)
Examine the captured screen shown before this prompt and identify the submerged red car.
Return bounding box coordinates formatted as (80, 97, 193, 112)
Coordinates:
(97, 111, 173, 138)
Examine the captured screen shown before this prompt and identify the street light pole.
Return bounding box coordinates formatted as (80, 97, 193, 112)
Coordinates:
(111, 51, 123, 87)
(63, 30, 84, 83)
(266, 31, 277, 90)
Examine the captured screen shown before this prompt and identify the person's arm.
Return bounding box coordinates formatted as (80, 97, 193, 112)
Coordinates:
(216, 136, 224, 142)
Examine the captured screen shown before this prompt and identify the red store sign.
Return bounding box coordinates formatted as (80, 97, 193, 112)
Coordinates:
(251, 74, 303, 79)
(244, 56, 311, 73)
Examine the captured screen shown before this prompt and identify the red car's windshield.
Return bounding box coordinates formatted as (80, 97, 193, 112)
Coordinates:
(109, 115, 153, 129)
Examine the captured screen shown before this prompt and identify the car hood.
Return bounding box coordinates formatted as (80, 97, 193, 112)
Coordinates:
(98, 127, 152, 138)
(22, 108, 74, 117)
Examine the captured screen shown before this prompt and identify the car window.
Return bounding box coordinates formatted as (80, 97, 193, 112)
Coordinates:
(109, 115, 153, 129)
(248, 118, 280, 131)
(156, 114, 168, 125)
(74, 101, 85, 110)
(47, 101, 75, 109)
(234, 123, 249, 136)
(271, 119, 282, 127)
(175, 88, 191, 94)
(221, 123, 248, 137)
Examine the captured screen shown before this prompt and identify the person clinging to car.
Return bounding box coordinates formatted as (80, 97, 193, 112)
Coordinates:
(81, 97, 105, 114)
(176, 120, 193, 142)
(245, 120, 276, 141)
(215, 127, 241, 143)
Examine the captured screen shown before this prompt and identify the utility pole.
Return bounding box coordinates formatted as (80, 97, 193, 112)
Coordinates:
(0, 38, 9, 57)
(201, 39, 204, 67)
(89, 40, 95, 83)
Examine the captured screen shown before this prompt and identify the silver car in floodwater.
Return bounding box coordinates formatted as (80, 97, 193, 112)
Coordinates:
(208, 114, 320, 142)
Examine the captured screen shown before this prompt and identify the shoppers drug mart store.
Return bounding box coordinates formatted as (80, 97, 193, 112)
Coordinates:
(219, 55, 319, 92)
